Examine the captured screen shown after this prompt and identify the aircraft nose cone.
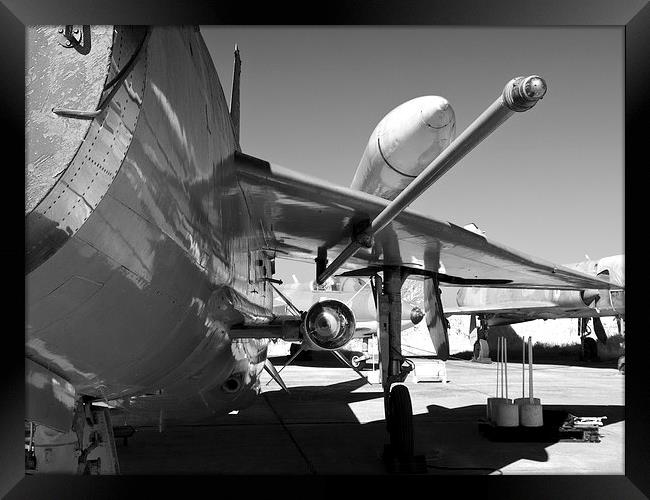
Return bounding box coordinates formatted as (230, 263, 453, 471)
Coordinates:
(314, 310, 340, 337)
(420, 97, 455, 130)
(523, 76, 547, 100)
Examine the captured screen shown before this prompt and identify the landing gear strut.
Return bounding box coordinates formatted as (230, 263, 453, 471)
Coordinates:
(578, 318, 599, 362)
(373, 267, 422, 470)
(472, 316, 492, 363)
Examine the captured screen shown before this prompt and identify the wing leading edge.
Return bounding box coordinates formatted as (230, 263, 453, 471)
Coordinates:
(234, 152, 618, 291)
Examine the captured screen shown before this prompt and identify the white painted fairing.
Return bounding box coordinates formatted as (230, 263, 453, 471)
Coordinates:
(350, 96, 456, 200)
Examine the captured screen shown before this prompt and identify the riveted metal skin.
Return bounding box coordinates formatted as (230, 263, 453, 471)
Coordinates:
(26, 26, 271, 425)
(27, 26, 146, 273)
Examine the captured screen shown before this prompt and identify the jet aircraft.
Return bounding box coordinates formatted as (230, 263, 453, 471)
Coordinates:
(25, 25, 619, 473)
(439, 244, 624, 364)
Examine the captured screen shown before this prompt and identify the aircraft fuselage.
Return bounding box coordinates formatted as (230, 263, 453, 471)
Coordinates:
(26, 26, 270, 424)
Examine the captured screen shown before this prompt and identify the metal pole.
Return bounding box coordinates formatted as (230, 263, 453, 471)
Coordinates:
(503, 337, 508, 399)
(529, 336, 534, 403)
(495, 335, 500, 398)
(316, 76, 547, 285)
(496, 337, 500, 398)
(522, 337, 526, 399)
(318, 241, 363, 285)
(501, 337, 506, 398)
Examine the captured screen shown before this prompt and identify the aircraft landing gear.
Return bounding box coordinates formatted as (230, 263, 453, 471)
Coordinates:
(386, 384, 414, 459)
(27, 401, 120, 474)
(471, 316, 492, 363)
(578, 318, 599, 362)
(373, 267, 424, 472)
(72, 401, 120, 475)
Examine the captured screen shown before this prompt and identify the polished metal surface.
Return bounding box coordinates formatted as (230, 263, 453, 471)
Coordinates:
(26, 26, 272, 424)
(26, 25, 114, 214)
(236, 159, 619, 291)
(27, 26, 147, 274)
(25, 358, 76, 433)
(25, 27, 618, 435)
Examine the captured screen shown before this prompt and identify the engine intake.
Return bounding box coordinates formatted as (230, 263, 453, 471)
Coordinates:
(302, 300, 356, 350)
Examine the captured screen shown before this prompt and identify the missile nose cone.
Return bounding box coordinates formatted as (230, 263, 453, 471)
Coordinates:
(420, 97, 455, 130)
(523, 76, 547, 100)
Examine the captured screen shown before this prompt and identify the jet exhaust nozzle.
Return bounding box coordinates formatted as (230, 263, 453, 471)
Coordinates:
(302, 300, 356, 350)
(503, 75, 547, 112)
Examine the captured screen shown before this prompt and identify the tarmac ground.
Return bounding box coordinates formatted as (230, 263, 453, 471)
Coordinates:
(115, 353, 625, 475)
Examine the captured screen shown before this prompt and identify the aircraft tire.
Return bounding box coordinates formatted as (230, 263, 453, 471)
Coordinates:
(582, 337, 598, 362)
(388, 384, 414, 459)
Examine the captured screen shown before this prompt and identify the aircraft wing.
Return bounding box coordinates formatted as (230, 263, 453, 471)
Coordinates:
(444, 301, 569, 315)
(443, 302, 601, 324)
(443, 300, 623, 325)
(235, 152, 618, 291)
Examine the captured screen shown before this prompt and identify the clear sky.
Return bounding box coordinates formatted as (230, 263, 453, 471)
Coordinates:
(200, 27, 624, 284)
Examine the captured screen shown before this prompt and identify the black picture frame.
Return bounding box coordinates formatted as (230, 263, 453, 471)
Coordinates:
(4, 1, 645, 498)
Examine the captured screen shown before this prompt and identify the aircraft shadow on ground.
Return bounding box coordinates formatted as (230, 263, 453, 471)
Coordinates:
(262, 378, 625, 475)
(418, 403, 624, 474)
(114, 375, 624, 475)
